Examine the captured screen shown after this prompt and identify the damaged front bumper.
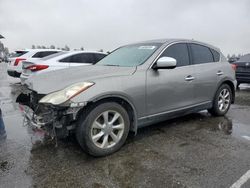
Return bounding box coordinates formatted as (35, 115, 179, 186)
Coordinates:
(20, 104, 56, 129)
(17, 89, 86, 139)
(20, 102, 83, 139)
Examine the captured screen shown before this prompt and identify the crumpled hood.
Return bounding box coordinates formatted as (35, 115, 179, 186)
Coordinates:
(26, 65, 136, 94)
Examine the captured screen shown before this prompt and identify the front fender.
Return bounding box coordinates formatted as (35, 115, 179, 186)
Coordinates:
(73, 92, 139, 134)
(93, 93, 138, 134)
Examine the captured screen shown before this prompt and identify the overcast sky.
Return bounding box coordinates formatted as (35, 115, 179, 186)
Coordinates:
(0, 0, 249, 55)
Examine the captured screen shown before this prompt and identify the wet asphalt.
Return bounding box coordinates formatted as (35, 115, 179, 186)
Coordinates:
(0, 63, 250, 188)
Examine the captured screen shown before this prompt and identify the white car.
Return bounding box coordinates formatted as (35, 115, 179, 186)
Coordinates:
(20, 51, 107, 85)
(7, 49, 61, 77)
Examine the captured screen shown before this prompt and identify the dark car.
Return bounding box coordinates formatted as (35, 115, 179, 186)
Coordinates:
(233, 54, 250, 87)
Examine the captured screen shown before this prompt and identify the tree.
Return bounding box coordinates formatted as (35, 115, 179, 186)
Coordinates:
(80, 46, 84, 51)
(32, 45, 36, 49)
(50, 45, 55, 49)
(36, 45, 41, 49)
(64, 45, 70, 51)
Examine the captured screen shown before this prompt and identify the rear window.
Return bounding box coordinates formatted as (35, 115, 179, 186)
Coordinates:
(42, 51, 68, 60)
(237, 54, 250, 63)
(10, 51, 28, 58)
(59, 53, 95, 64)
(32, 51, 59, 58)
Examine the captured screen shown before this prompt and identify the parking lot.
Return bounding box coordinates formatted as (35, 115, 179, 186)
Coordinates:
(0, 62, 250, 188)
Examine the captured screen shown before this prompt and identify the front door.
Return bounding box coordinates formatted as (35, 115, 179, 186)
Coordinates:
(146, 43, 195, 116)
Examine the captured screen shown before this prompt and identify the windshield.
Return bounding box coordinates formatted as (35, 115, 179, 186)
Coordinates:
(42, 51, 68, 60)
(97, 43, 161, 67)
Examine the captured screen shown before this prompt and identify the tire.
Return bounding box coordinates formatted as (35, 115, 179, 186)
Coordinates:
(208, 84, 232, 116)
(76, 102, 130, 157)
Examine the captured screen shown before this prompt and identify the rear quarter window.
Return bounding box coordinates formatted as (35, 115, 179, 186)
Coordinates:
(210, 49, 220, 62)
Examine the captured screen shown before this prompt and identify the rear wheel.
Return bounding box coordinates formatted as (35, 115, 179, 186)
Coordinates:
(76, 102, 130, 157)
(208, 84, 232, 116)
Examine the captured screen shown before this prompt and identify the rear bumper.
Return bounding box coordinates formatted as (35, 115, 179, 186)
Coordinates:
(20, 74, 29, 85)
(7, 70, 21, 78)
(236, 72, 250, 83)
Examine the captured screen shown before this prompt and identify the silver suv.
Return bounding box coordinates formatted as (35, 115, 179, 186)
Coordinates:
(19, 39, 236, 156)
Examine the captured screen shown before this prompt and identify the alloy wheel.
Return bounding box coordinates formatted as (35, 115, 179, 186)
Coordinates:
(91, 110, 125, 149)
(218, 88, 231, 112)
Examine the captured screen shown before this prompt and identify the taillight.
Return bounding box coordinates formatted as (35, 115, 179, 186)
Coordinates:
(14, 58, 26, 66)
(231, 64, 237, 71)
(26, 64, 49, 72)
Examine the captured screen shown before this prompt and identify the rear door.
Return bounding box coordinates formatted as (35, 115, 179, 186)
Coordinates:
(189, 43, 219, 104)
(146, 43, 195, 115)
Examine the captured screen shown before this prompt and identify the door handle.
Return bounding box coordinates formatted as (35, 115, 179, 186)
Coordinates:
(217, 71, 224, 76)
(185, 75, 195, 81)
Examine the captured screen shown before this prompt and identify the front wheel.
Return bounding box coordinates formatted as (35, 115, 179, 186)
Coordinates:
(208, 84, 232, 116)
(76, 102, 130, 157)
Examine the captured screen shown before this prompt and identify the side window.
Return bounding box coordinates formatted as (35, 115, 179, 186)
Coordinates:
(190, 44, 214, 64)
(94, 54, 106, 63)
(160, 43, 190, 67)
(77, 53, 95, 63)
(59, 56, 72, 63)
(60, 53, 94, 63)
(210, 48, 220, 62)
(32, 51, 58, 58)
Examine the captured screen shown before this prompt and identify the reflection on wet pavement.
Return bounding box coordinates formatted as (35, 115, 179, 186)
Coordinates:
(217, 117, 232, 135)
(1, 63, 250, 188)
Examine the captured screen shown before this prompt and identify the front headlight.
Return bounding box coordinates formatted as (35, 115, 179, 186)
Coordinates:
(39, 82, 94, 105)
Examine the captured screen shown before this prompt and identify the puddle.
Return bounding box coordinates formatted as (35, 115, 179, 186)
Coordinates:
(204, 114, 250, 142)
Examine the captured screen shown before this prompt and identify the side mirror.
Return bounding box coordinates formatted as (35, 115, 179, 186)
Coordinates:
(152, 57, 177, 69)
